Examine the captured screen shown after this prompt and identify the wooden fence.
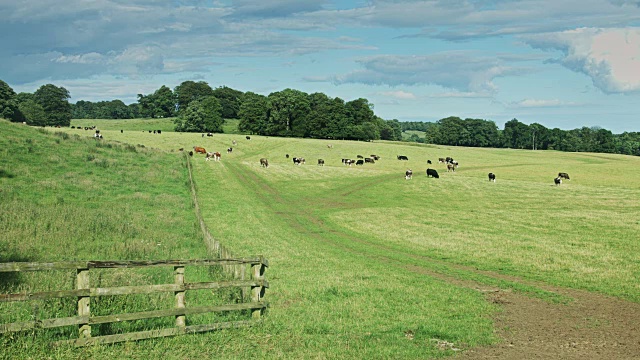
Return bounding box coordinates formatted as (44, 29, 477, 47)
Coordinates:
(0, 257, 268, 346)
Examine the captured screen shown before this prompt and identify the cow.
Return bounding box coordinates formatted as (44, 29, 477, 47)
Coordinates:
(260, 158, 269, 167)
(286, 154, 290, 158)
(370, 155, 380, 160)
(157, 130, 161, 134)
(179, 148, 184, 152)
(488, 173, 496, 182)
(246, 136, 251, 140)
(318, 159, 325, 166)
(293, 157, 305, 165)
(227, 147, 233, 153)
(397, 155, 409, 161)
(554, 177, 562, 186)
(327, 144, 333, 149)
(193, 146, 207, 154)
(357, 155, 364, 159)
(405, 169, 413, 180)
(207, 133, 213, 137)
(365, 158, 375, 163)
(427, 160, 432, 164)
(558, 172, 570, 180)
(356, 159, 364, 165)
(446, 157, 454, 164)
(153, 130, 157, 134)
(189, 151, 193, 156)
(232, 140, 237, 145)
(205, 152, 221, 161)
(447, 163, 455, 172)
(342, 159, 352, 166)
(120, 129, 123, 133)
(426, 168, 439, 178)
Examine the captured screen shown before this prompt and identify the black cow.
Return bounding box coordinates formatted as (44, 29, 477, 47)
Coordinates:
(554, 177, 562, 186)
(426, 168, 439, 178)
(397, 155, 409, 161)
(427, 160, 432, 164)
(357, 155, 364, 159)
(558, 172, 570, 180)
(318, 159, 324, 166)
(365, 158, 375, 163)
(189, 151, 194, 157)
(246, 136, 251, 140)
(286, 154, 290, 158)
(405, 169, 413, 180)
(488, 173, 496, 182)
(356, 159, 364, 165)
(120, 129, 123, 133)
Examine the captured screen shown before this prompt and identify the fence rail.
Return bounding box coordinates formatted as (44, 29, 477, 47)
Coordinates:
(0, 257, 268, 346)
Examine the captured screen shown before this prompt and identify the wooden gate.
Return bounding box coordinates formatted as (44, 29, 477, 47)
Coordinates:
(0, 257, 268, 346)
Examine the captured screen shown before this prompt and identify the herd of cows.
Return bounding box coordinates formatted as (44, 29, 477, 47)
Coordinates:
(185, 139, 572, 186)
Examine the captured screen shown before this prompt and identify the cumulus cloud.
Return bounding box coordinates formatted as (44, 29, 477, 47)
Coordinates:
(509, 99, 582, 108)
(377, 90, 416, 100)
(523, 27, 640, 93)
(333, 53, 521, 93)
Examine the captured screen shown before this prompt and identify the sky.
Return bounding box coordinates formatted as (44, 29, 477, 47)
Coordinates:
(1, 0, 639, 133)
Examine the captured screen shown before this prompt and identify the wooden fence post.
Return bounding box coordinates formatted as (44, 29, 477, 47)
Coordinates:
(174, 266, 186, 328)
(251, 261, 266, 319)
(77, 268, 91, 338)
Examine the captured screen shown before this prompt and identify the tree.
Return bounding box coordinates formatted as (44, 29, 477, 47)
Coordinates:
(380, 119, 403, 141)
(502, 118, 530, 149)
(137, 85, 176, 118)
(174, 81, 214, 114)
(18, 100, 47, 126)
(266, 89, 310, 137)
(34, 84, 72, 126)
(0, 80, 21, 122)
(238, 92, 268, 135)
(212, 86, 244, 119)
(174, 96, 223, 133)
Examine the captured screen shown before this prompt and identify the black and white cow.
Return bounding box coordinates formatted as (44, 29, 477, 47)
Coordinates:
(405, 169, 413, 180)
(318, 159, 325, 166)
(554, 177, 562, 186)
(426, 168, 439, 178)
(488, 173, 496, 182)
(558, 172, 570, 180)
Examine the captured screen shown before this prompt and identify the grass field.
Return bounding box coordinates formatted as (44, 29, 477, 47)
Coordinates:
(1, 119, 639, 359)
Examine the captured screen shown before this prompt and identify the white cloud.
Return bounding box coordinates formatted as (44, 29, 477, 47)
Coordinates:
(333, 53, 522, 93)
(523, 27, 640, 93)
(378, 90, 416, 100)
(509, 99, 582, 108)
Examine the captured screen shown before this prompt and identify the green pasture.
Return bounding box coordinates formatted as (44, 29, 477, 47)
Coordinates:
(1, 118, 640, 359)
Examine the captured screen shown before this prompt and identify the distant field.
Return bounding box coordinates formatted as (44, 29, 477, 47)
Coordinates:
(3, 118, 640, 359)
(402, 130, 426, 140)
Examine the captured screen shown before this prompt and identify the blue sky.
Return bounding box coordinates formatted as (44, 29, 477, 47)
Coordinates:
(1, 0, 639, 132)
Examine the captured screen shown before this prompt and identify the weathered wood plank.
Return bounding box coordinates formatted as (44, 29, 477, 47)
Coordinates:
(0, 289, 89, 302)
(0, 316, 88, 333)
(88, 302, 267, 325)
(87, 258, 266, 269)
(77, 268, 91, 338)
(0, 262, 88, 272)
(57, 320, 254, 346)
(174, 266, 185, 328)
(0, 280, 269, 302)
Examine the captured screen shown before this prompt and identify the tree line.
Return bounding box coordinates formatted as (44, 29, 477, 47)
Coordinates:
(1, 79, 638, 155)
(401, 117, 640, 156)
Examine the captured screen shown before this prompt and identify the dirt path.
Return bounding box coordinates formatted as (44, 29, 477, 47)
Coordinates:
(226, 161, 640, 359)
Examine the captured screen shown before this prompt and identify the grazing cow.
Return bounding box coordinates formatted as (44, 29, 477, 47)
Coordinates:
(327, 144, 333, 149)
(356, 159, 364, 165)
(286, 154, 290, 158)
(205, 152, 220, 161)
(157, 130, 161, 134)
(558, 172, 570, 180)
(405, 169, 413, 180)
(446, 157, 454, 164)
(246, 136, 251, 140)
(397, 155, 409, 161)
(438, 158, 445, 163)
(227, 147, 233, 153)
(206, 133, 213, 137)
(193, 146, 207, 154)
(365, 158, 375, 163)
(488, 173, 496, 182)
(179, 148, 184, 152)
(426, 168, 439, 178)
(232, 140, 237, 145)
(293, 157, 304, 165)
(153, 130, 157, 134)
(427, 160, 432, 164)
(189, 151, 194, 156)
(357, 155, 364, 159)
(554, 177, 562, 186)
(343, 159, 353, 166)
(120, 129, 123, 133)
(447, 163, 455, 172)
(260, 158, 269, 167)
(371, 155, 380, 160)
(318, 159, 325, 166)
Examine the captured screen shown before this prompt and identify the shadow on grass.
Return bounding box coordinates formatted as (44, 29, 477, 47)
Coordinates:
(0, 168, 16, 178)
(0, 250, 32, 292)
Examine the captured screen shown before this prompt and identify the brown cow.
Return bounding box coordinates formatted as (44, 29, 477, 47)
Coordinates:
(260, 158, 269, 167)
(447, 163, 455, 172)
(193, 146, 207, 154)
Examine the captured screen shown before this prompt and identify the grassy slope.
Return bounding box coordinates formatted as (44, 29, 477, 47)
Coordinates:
(2, 119, 640, 359)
